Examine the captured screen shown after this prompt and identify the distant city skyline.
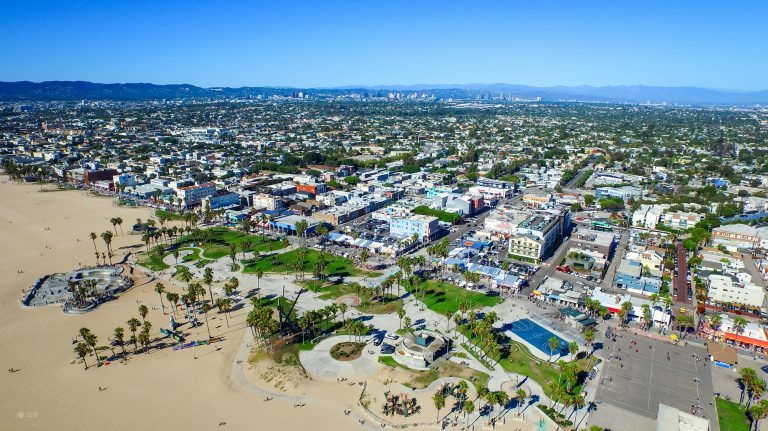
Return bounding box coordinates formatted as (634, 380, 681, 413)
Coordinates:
(1, 1, 767, 90)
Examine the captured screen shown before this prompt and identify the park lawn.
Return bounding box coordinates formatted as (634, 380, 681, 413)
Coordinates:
(137, 252, 169, 271)
(312, 282, 402, 314)
(155, 209, 185, 221)
(407, 280, 502, 315)
(242, 248, 362, 277)
(716, 398, 750, 431)
(377, 356, 489, 390)
(178, 227, 285, 260)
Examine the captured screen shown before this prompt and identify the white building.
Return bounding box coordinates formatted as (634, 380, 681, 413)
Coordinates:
(707, 274, 765, 309)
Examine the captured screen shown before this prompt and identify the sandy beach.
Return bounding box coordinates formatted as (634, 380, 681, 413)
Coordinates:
(0, 178, 537, 431)
(0, 179, 371, 431)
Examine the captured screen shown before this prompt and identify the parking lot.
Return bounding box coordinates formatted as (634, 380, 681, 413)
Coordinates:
(594, 334, 716, 431)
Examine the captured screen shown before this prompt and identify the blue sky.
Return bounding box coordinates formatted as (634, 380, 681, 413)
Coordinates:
(0, 1, 766, 90)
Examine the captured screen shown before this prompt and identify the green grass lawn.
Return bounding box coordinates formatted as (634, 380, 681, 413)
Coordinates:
(178, 227, 285, 260)
(137, 252, 169, 271)
(377, 356, 489, 390)
(242, 248, 362, 277)
(307, 281, 402, 314)
(406, 280, 502, 315)
(716, 398, 751, 431)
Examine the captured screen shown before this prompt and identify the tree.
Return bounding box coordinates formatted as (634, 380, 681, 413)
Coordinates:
(166, 292, 180, 317)
(516, 388, 526, 416)
(584, 328, 595, 355)
(740, 368, 758, 406)
(568, 341, 579, 358)
(403, 316, 412, 331)
(398, 308, 406, 330)
(203, 267, 214, 304)
(548, 336, 560, 362)
(154, 282, 166, 315)
(749, 399, 768, 431)
(462, 400, 475, 424)
(89, 232, 99, 264)
(138, 304, 149, 322)
(100, 231, 114, 265)
(618, 301, 633, 326)
(201, 303, 213, 339)
(255, 269, 264, 299)
(433, 391, 446, 422)
(79, 327, 101, 366)
(113, 327, 125, 357)
(74, 342, 90, 369)
(217, 297, 232, 327)
(127, 318, 140, 353)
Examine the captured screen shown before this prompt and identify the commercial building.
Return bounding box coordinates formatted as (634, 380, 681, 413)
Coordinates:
(393, 330, 449, 370)
(707, 274, 765, 311)
(508, 207, 570, 263)
(570, 228, 616, 258)
(712, 224, 761, 250)
(177, 182, 216, 207)
(83, 168, 118, 184)
(389, 215, 440, 241)
(202, 192, 241, 210)
(614, 259, 662, 295)
(662, 211, 701, 230)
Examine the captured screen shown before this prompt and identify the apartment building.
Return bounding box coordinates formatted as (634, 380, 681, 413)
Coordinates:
(389, 215, 440, 240)
(177, 182, 216, 207)
(707, 274, 765, 310)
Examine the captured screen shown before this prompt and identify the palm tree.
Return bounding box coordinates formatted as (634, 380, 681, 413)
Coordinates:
(548, 336, 560, 362)
(456, 399, 472, 424)
(201, 303, 213, 339)
(568, 341, 579, 358)
(154, 283, 166, 315)
(433, 391, 446, 423)
(619, 301, 633, 326)
(79, 327, 101, 366)
(748, 377, 766, 409)
(516, 389, 526, 416)
(74, 342, 90, 369)
(166, 292, 180, 318)
(708, 314, 723, 332)
(217, 297, 232, 327)
(138, 304, 148, 322)
(127, 318, 140, 353)
(113, 327, 125, 357)
(110, 217, 118, 234)
(100, 231, 114, 265)
(584, 328, 596, 355)
(734, 316, 748, 336)
(203, 267, 214, 304)
(255, 269, 264, 299)
(740, 368, 758, 406)
(115, 217, 123, 234)
(494, 390, 510, 420)
(749, 399, 768, 431)
(89, 232, 99, 264)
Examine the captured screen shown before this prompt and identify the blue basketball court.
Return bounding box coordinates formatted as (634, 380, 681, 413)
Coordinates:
(508, 318, 568, 356)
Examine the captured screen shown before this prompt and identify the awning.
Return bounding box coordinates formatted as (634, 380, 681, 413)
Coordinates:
(724, 333, 768, 349)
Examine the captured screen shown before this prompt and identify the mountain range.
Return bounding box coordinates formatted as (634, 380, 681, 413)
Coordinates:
(1, 80, 767, 106)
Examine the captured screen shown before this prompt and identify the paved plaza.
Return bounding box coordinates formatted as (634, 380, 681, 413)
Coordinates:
(593, 334, 717, 431)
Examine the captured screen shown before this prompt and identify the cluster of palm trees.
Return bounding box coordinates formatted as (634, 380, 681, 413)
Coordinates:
(296, 303, 347, 342)
(68, 279, 98, 308)
(476, 386, 512, 425)
(88, 231, 116, 266)
(459, 311, 501, 367)
(246, 302, 279, 350)
(546, 360, 587, 427)
(432, 381, 473, 424)
(73, 305, 155, 370)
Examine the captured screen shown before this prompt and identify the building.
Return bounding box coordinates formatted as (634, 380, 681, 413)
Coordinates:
(712, 224, 760, 250)
(614, 259, 662, 295)
(269, 214, 322, 235)
(656, 404, 709, 431)
(393, 330, 449, 370)
(718, 315, 768, 352)
(508, 208, 570, 263)
(83, 168, 118, 184)
(177, 182, 216, 207)
(570, 228, 616, 257)
(202, 192, 241, 210)
(389, 215, 440, 241)
(707, 274, 765, 311)
(595, 186, 646, 201)
(662, 211, 701, 230)
(523, 192, 553, 209)
(632, 204, 665, 229)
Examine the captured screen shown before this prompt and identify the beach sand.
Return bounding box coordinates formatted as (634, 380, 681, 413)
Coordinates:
(0, 179, 534, 431)
(0, 179, 367, 431)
